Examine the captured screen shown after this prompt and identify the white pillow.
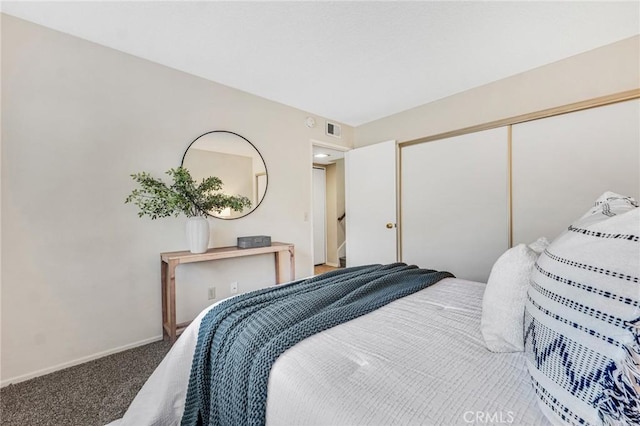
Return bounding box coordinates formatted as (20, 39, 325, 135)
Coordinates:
(481, 237, 549, 352)
(575, 191, 638, 227)
(528, 237, 550, 255)
(524, 192, 639, 425)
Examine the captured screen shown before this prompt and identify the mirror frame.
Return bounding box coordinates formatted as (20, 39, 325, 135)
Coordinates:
(181, 130, 268, 220)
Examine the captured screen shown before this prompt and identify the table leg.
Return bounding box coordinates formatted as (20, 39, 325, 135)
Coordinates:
(274, 252, 282, 284)
(289, 247, 295, 281)
(161, 259, 168, 340)
(167, 260, 178, 343)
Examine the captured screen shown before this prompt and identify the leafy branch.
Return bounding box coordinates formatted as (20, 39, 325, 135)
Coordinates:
(125, 167, 252, 219)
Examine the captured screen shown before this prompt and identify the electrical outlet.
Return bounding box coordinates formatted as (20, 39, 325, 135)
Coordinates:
(230, 281, 238, 294)
(208, 287, 216, 300)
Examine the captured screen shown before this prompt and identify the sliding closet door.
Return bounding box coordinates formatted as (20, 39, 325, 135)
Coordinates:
(512, 99, 640, 245)
(401, 127, 509, 282)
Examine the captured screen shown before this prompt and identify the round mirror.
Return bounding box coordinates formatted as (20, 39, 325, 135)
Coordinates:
(181, 131, 267, 219)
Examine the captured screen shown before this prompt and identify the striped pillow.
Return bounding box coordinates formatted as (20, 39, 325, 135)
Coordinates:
(524, 192, 639, 425)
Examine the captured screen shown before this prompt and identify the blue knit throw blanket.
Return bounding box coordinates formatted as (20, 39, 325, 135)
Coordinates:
(181, 263, 453, 426)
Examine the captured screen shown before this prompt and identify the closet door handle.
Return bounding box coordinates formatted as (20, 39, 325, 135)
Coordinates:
(386, 223, 395, 229)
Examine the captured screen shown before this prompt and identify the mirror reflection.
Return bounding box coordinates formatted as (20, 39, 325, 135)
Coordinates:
(181, 131, 267, 219)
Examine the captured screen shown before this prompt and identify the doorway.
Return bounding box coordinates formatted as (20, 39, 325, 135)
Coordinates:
(311, 141, 349, 274)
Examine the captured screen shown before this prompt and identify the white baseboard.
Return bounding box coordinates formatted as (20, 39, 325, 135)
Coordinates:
(325, 262, 339, 267)
(0, 334, 163, 388)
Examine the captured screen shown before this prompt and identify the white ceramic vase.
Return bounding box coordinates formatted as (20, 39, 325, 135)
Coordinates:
(186, 216, 210, 253)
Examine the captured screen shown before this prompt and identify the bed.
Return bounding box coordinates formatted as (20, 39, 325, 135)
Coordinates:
(109, 273, 548, 426)
(109, 191, 638, 426)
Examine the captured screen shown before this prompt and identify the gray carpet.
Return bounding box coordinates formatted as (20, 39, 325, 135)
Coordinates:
(0, 339, 172, 426)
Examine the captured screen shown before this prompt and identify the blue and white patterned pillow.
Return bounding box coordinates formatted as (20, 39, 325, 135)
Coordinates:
(524, 192, 640, 426)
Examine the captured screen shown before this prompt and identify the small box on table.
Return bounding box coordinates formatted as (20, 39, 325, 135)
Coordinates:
(237, 235, 272, 249)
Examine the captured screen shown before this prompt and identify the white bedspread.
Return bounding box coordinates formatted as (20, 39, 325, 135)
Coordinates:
(109, 278, 549, 426)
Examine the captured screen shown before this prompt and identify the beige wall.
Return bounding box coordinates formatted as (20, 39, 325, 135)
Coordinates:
(355, 35, 640, 146)
(0, 15, 353, 384)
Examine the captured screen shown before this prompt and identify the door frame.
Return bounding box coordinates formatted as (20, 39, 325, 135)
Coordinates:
(312, 166, 327, 265)
(309, 139, 351, 270)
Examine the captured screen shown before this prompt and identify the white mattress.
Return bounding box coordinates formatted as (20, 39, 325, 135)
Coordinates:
(109, 278, 549, 426)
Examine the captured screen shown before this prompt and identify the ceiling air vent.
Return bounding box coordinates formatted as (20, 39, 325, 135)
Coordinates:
(325, 121, 341, 138)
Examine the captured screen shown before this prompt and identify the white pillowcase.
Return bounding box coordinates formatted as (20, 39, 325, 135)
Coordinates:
(575, 190, 638, 226)
(528, 237, 550, 255)
(481, 237, 549, 352)
(524, 192, 639, 425)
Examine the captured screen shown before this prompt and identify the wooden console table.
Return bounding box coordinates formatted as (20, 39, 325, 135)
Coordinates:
(161, 242, 295, 342)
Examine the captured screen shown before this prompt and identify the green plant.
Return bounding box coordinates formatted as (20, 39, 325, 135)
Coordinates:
(125, 167, 252, 218)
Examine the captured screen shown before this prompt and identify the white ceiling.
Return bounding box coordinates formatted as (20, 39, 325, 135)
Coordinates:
(2, 1, 638, 126)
